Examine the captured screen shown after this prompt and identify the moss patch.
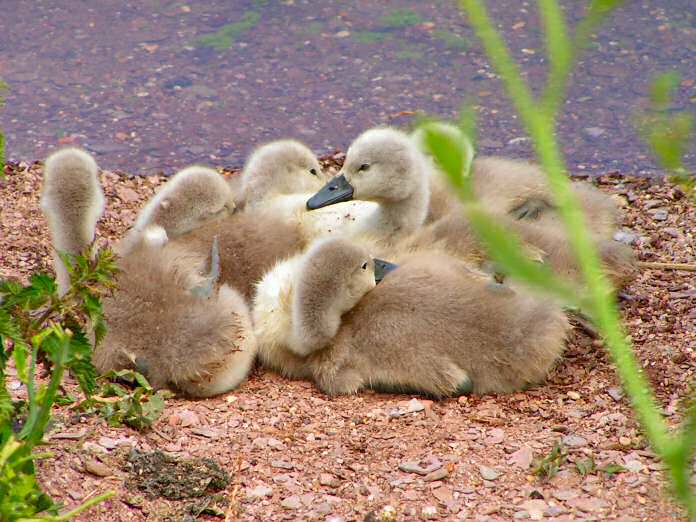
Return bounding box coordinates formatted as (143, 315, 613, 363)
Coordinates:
(125, 449, 230, 500)
(395, 44, 425, 61)
(433, 29, 470, 50)
(196, 11, 260, 50)
(380, 8, 423, 28)
(353, 30, 392, 44)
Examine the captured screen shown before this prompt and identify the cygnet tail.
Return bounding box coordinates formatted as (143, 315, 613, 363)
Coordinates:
(40, 148, 105, 295)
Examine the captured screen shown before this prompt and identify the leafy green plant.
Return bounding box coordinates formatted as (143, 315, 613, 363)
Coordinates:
(77, 369, 169, 431)
(575, 457, 626, 477)
(533, 441, 567, 480)
(0, 247, 117, 520)
(419, 0, 696, 517)
(636, 72, 695, 198)
(196, 11, 261, 50)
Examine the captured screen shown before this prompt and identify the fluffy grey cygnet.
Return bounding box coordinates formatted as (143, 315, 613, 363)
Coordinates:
(254, 237, 569, 397)
(40, 148, 256, 397)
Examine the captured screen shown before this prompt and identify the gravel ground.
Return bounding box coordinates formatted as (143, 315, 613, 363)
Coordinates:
(1, 159, 695, 521)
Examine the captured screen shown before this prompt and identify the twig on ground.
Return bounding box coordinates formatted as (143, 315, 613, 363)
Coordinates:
(638, 261, 696, 272)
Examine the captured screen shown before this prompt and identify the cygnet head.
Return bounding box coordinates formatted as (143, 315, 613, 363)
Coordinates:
(297, 238, 378, 311)
(307, 128, 430, 233)
(242, 139, 325, 206)
(308, 128, 427, 207)
(133, 165, 235, 238)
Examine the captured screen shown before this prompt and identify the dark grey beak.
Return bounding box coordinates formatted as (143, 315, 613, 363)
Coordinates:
(191, 236, 220, 298)
(374, 258, 398, 283)
(306, 174, 354, 210)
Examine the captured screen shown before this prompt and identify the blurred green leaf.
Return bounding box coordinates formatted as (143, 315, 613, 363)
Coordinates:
(598, 463, 626, 476)
(650, 72, 681, 109)
(464, 205, 580, 306)
(575, 457, 596, 476)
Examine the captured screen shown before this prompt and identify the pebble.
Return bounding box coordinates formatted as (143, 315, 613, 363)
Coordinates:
(520, 499, 547, 520)
(562, 434, 588, 448)
(407, 398, 425, 413)
(319, 473, 340, 487)
(247, 485, 273, 500)
(567, 496, 609, 513)
(509, 446, 534, 470)
(607, 387, 624, 402)
(566, 391, 581, 401)
(421, 506, 438, 520)
(478, 465, 500, 481)
(399, 458, 442, 476)
(485, 428, 505, 444)
(83, 458, 113, 477)
(584, 127, 606, 138)
(168, 409, 199, 427)
(423, 466, 450, 482)
(624, 460, 644, 473)
(281, 495, 302, 510)
(552, 489, 580, 501)
(82, 441, 108, 454)
(271, 460, 294, 470)
(649, 208, 669, 221)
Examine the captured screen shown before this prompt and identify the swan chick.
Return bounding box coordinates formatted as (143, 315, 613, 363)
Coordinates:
(97, 235, 258, 397)
(241, 139, 379, 240)
(121, 165, 235, 253)
(307, 127, 431, 240)
(40, 148, 257, 397)
(256, 238, 568, 397)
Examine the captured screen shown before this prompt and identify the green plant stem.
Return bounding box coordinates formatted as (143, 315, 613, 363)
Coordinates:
(24, 345, 38, 426)
(14, 491, 115, 522)
(20, 332, 68, 446)
(537, 0, 572, 119)
(461, 0, 693, 516)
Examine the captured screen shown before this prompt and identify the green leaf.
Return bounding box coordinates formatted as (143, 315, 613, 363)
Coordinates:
(0, 308, 29, 380)
(0, 375, 13, 427)
(91, 371, 166, 431)
(82, 291, 107, 346)
(419, 121, 474, 194)
(649, 72, 681, 109)
(464, 205, 577, 298)
(29, 274, 57, 297)
(575, 457, 596, 476)
(587, 0, 626, 16)
(65, 322, 97, 397)
(598, 463, 626, 476)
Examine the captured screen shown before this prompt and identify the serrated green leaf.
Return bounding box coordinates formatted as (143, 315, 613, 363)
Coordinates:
(29, 274, 57, 297)
(82, 291, 107, 346)
(0, 308, 29, 379)
(65, 323, 97, 397)
(12, 342, 28, 384)
(0, 375, 13, 426)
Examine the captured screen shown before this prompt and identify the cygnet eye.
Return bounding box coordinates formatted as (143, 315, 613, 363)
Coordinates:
(309, 168, 318, 176)
(358, 163, 370, 172)
(361, 261, 368, 270)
